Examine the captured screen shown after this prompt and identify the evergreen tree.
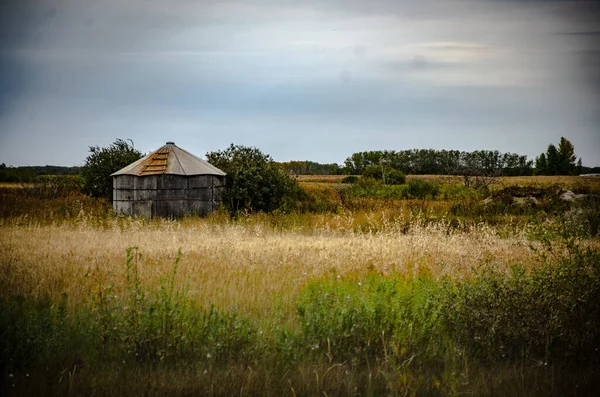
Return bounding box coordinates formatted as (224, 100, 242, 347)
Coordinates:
(534, 137, 579, 175)
(546, 144, 559, 175)
(557, 137, 577, 175)
(534, 153, 548, 175)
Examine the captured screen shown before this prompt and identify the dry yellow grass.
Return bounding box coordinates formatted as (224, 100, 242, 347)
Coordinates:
(0, 215, 535, 324)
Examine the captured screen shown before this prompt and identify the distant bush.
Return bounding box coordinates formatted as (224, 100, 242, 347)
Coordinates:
(385, 169, 406, 185)
(405, 179, 440, 199)
(362, 165, 383, 180)
(362, 165, 406, 185)
(341, 175, 359, 184)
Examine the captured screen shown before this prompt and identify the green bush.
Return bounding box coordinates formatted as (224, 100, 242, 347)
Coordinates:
(442, 242, 600, 364)
(206, 144, 304, 216)
(81, 139, 143, 200)
(362, 165, 383, 180)
(341, 175, 359, 184)
(385, 169, 406, 185)
(405, 179, 440, 199)
(362, 165, 405, 185)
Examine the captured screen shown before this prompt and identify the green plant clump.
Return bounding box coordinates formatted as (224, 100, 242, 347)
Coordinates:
(81, 139, 143, 200)
(296, 273, 446, 362)
(443, 241, 600, 364)
(206, 144, 305, 216)
(405, 179, 440, 199)
(340, 175, 359, 184)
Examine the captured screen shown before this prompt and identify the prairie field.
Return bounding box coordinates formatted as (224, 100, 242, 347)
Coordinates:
(1, 176, 599, 396)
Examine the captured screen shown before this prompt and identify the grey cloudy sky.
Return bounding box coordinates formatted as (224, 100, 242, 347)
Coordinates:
(0, 0, 599, 166)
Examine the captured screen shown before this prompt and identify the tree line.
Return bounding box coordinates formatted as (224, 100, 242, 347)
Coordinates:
(2, 137, 596, 187)
(0, 163, 81, 183)
(282, 137, 597, 177)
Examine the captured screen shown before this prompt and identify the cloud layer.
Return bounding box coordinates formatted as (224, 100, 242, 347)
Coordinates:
(0, 0, 598, 165)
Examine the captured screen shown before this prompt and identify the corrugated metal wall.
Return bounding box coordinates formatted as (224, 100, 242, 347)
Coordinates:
(113, 174, 226, 218)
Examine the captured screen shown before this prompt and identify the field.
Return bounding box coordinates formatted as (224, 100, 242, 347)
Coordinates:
(1, 175, 599, 396)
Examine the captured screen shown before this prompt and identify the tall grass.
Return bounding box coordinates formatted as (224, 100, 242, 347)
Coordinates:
(2, 237, 598, 395)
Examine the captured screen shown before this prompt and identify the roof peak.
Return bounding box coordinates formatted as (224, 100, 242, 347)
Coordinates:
(111, 143, 226, 177)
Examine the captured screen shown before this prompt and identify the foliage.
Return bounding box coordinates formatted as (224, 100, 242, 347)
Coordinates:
(295, 184, 343, 213)
(443, 241, 600, 364)
(280, 160, 343, 175)
(206, 144, 304, 215)
(0, 294, 69, 371)
(361, 164, 384, 180)
(80, 139, 143, 200)
(385, 169, 406, 185)
(406, 179, 440, 199)
(0, 164, 81, 183)
(343, 178, 406, 200)
(297, 273, 446, 362)
(342, 178, 441, 200)
(344, 149, 532, 176)
(455, 150, 505, 188)
(340, 175, 359, 184)
(535, 137, 580, 175)
(362, 164, 406, 185)
(88, 248, 258, 363)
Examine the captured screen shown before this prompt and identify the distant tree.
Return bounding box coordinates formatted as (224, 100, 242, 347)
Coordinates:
(547, 144, 560, 175)
(534, 137, 579, 175)
(81, 139, 143, 200)
(557, 137, 577, 175)
(344, 151, 385, 174)
(280, 161, 342, 175)
(206, 144, 304, 215)
(344, 149, 532, 177)
(534, 153, 548, 175)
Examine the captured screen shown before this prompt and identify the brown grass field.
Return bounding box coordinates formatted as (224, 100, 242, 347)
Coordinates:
(0, 216, 535, 321)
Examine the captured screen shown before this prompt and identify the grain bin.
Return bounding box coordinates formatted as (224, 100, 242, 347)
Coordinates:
(111, 142, 226, 218)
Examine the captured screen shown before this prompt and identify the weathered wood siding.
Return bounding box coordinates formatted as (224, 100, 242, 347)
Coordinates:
(112, 174, 226, 218)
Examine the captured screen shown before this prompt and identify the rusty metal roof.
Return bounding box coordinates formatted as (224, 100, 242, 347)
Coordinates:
(111, 142, 226, 177)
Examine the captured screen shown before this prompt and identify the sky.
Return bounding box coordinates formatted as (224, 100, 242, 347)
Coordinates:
(0, 0, 599, 167)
